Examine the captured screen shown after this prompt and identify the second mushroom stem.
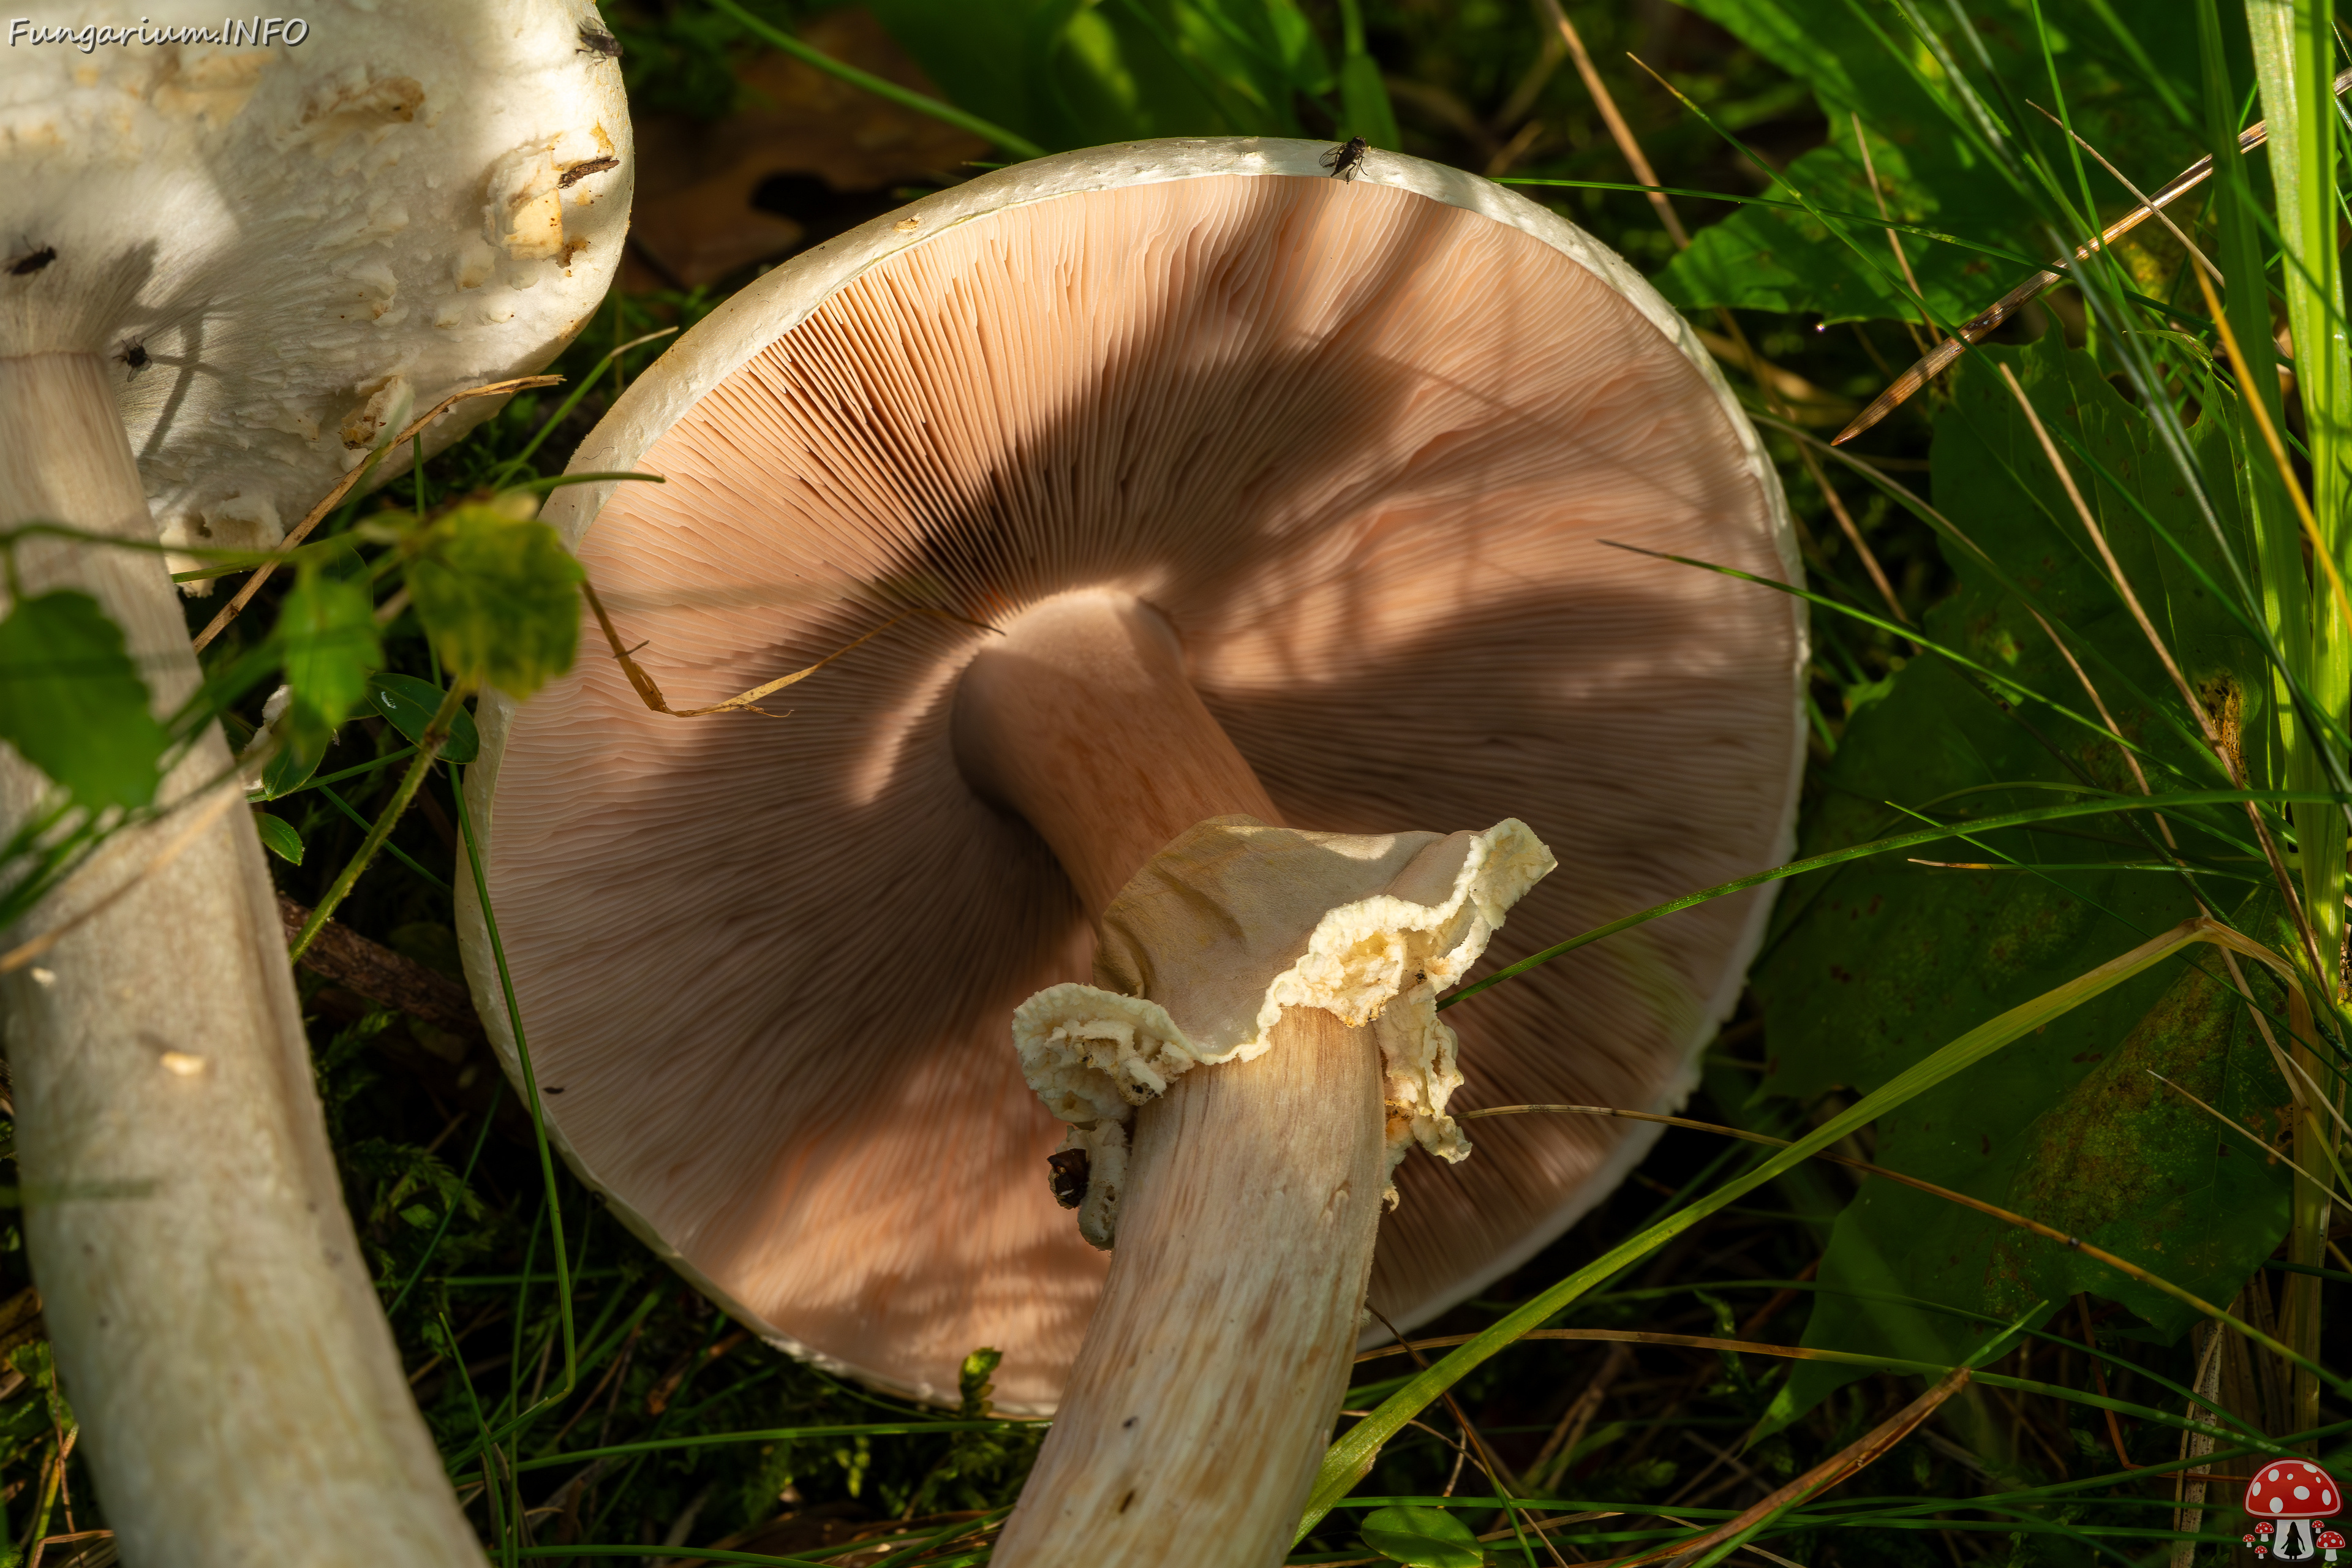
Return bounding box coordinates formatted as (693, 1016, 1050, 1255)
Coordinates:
(957, 591, 1392, 1566)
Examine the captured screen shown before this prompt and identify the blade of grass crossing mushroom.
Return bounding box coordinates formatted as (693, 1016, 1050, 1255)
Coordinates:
(451, 750, 578, 1445)
(488, 330, 679, 488)
(703, 0, 1046, 162)
(1304, 916, 2342, 1539)
(1593, 540, 2148, 760)
(1441, 789, 2352, 1014)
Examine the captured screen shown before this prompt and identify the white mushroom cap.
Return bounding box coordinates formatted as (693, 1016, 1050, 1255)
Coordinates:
(461, 138, 1804, 1413)
(0, 0, 632, 565)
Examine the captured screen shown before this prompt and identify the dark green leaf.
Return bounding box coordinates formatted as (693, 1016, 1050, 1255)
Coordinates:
(404, 497, 585, 701)
(1751, 335, 2289, 1430)
(1657, 138, 1997, 326)
(1661, 0, 2207, 323)
(0, 590, 170, 810)
(256, 723, 330, 801)
(252, 811, 303, 865)
(366, 673, 480, 764)
(1360, 1505, 1485, 1568)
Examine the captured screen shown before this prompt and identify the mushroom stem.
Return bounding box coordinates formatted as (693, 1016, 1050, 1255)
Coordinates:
(0, 352, 484, 1566)
(995, 1006, 1385, 1565)
(957, 590, 1389, 1565)
(953, 589, 1279, 911)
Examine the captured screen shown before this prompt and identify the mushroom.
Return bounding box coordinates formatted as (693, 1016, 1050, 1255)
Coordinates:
(2321, 1528, 2345, 1563)
(0, 6, 628, 1561)
(2245, 1460, 2343, 1561)
(4, 1, 632, 587)
(461, 138, 1800, 1562)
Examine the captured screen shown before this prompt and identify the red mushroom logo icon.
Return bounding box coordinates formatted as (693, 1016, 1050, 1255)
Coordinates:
(2245, 1461, 2342, 1560)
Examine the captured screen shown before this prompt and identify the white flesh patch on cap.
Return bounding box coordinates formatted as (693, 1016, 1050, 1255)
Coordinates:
(1016, 816, 1554, 1245)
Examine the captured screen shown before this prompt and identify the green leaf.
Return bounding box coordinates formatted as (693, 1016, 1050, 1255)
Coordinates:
(404, 497, 584, 701)
(0, 589, 170, 810)
(1660, 0, 2207, 323)
(1750, 334, 2290, 1429)
(253, 812, 304, 865)
(256, 724, 330, 801)
(366, 673, 480, 765)
(1657, 139, 1998, 326)
(276, 545, 381, 733)
(1360, 1506, 1485, 1568)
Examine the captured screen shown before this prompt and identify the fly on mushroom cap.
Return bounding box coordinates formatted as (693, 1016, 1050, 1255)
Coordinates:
(463, 140, 1803, 1434)
(0, 0, 631, 582)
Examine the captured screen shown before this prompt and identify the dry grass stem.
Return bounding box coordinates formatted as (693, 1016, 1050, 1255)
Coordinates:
(1852, 115, 1936, 352)
(1534, 0, 1687, 246)
(190, 374, 562, 653)
(2026, 103, 2221, 283)
(1996, 361, 2326, 986)
(1606, 1368, 1972, 1568)
(1829, 76, 2343, 444)
(583, 582, 989, 717)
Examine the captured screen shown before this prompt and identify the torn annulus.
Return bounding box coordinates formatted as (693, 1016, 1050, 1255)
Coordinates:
(1017, 814, 1555, 1248)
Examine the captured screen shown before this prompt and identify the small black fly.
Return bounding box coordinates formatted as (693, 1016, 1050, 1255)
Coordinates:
(8, 245, 56, 277)
(576, 23, 622, 58)
(1047, 1148, 1090, 1210)
(1321, 136, 1369, 181)
(116, 341, 148, 374)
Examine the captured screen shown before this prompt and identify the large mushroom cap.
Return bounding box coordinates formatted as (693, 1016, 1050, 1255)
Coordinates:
(461, 138, 1803, 1413)
(0, 0, 631, 564)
